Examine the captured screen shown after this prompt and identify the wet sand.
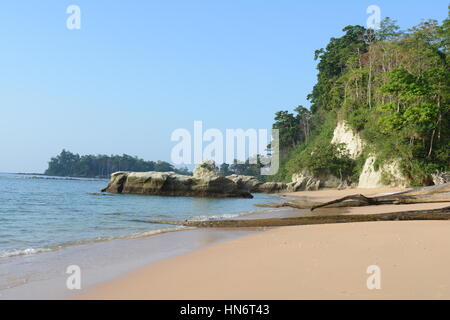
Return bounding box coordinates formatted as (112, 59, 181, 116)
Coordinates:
(78, 187, 450, 300)
(0, 228, 258, 299)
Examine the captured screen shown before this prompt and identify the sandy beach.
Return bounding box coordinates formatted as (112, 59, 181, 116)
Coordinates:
(78, 188, 450, 300)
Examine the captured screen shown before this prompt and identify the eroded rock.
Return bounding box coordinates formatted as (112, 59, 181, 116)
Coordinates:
(358, 156, 408, 188)
(102, 171, 253, 198)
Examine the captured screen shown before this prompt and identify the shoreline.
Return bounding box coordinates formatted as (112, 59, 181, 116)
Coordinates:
(1, 226, 268, 299)
(0, 204, 289, 299)
(3, 186, 449, 299)
(77, 187, 450, 300)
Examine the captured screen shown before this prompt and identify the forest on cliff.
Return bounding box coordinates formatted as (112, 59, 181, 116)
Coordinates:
(270, 9, 450, 186)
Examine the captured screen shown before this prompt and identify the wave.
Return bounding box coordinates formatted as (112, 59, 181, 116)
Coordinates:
(0, 227, 191, 259)
(0, 173, 107, 182)
(0, 247, 54, 258)
(132, 208, 282, 224)
(187, 208, 274, 222)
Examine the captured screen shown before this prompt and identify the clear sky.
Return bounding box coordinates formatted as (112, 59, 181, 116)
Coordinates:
(0, 0, 448, 173)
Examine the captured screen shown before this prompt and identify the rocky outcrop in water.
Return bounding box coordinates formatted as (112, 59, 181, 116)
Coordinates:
(102, 171, 253, 198)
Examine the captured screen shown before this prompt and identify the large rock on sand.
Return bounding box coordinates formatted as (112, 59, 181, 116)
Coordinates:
(102, 171, 253, 198)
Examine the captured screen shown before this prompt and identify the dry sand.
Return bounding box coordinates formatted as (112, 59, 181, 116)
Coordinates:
(78, 187, 450, 300)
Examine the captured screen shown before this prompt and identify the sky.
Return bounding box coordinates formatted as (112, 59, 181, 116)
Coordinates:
(0, 0, 448, 173)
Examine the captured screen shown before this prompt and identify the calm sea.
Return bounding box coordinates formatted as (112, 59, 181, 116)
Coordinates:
(0, 173, 278, 259)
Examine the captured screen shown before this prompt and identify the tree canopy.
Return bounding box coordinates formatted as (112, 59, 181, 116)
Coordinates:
(269, 9, 450, 186)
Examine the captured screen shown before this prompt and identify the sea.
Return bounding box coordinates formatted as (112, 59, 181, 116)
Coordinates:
(0, 172, 286, 299)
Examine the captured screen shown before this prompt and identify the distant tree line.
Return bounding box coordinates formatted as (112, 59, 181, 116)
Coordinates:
(44, 150, 191, 178)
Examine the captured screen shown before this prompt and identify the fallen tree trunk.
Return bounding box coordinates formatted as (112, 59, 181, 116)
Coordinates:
(256, 198, 374, 210)
(145, 206, 450, 228)
(311, 183, 450, 211)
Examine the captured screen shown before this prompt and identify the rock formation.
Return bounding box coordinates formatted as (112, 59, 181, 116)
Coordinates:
(432, 171, 450, 185)
(331, 121, 364, 159)
(358, 156, 407, 188)
(254, 182, 288, 193)
(289, 171, 341, 192)
(102, 159, 306, 197)
(102, 169, 253, 198)
(225, 174, 262, 192)
(193, 160, 220, 179)
(332, 121, 408, 188)
(289, 172, 321, 191)
(225, 174, 290, 193)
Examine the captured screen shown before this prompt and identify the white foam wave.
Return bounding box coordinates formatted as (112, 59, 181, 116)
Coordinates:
(189, 209, 267, 222)
(0, 227, 191, 259)
(0, 247, 53, 258)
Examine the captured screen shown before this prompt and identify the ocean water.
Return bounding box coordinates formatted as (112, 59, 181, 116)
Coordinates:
(0, 173, 279, 260)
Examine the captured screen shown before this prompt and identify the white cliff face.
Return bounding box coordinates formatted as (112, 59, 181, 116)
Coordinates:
(358, 157, 383, 188)
(289, 121, 364, 190)
(331, 121, 364, 160)
(291, 121, 408, 189)
(358, 156, 408, 188)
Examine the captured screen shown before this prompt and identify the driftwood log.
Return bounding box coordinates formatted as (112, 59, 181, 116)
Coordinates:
(146, 206, 450, 228)
(254, 183, 450, 211)
(310, 183, 450, 211)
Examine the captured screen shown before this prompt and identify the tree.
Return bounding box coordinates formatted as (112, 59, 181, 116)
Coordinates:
(273, 111, 298, 150)
(376, 17, 402, 41)
(294, 105, 312, 143)
(309, 25, 369, 114)
(219, 163, 231, 176)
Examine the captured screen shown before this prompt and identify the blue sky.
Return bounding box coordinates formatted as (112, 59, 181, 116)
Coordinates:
(0, 0, 448, 172)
